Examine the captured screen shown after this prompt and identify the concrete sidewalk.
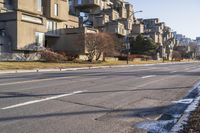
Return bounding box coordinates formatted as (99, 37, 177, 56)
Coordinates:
(0, 61, 198, 74)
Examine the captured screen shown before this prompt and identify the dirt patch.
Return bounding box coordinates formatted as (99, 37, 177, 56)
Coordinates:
(181, 103, 200, 133)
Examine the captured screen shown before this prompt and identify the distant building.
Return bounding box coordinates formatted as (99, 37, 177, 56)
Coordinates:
(196, 37, 200, 45)
(176, 34, 185, 41)
(174, 33, 194, 46)
(70, 0, 138, 37)
(138, 18, 175, 60)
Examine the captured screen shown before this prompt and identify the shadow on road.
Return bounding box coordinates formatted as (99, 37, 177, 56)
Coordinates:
(0, 104, 172, 122)
(81, 86, 192, 95)
(0, 86, 192, 99)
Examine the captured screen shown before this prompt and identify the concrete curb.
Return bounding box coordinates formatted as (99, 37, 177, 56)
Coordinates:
(0, 61, 198, 75)
(135, 80, 200, 133)
(170, 82, 200, 133)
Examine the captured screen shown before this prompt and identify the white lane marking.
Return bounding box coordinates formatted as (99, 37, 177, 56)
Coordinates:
(184, 68, 190, 71)
(1, 90, 87, 110)
(0, 68, 157, 86)
(184, 66, 196, 71)
(186, 67, 200, 72)
(0, 76, 78, 86)
(141, 75, 156, 79)
(170, 71, 177, 73)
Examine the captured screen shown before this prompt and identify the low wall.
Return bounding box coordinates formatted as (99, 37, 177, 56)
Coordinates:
(0, 52, 41, 61)
(105, 57, 119, 61)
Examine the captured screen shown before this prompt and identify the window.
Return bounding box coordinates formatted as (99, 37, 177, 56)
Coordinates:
(6, 0, 12, 5)
(4, 0, 13, 9)
(78, 0, 82, 5)
(47, 20, 58, 35)
(47, 21, 53, 31)
(66, 25, 74, 29)
(36, 0, 42, 12)
(0, 30, 6, 37)
(114, 14, 118, 20)
(96, 0, 100, 4)
(69, 0, 72, 6)
(35, 32, 45, 47)
(105, 16, 109, 23)
(54, 4, 58, 16)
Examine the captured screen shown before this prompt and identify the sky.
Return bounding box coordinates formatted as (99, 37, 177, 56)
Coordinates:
(127, 0, 200, 39)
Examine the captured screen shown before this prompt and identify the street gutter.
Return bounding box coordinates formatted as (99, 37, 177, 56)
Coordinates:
(170, 83, 200, 133)
(135, 81, 200, 133)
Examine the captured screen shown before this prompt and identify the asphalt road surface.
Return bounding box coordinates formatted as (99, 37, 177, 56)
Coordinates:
(0, 62, 200, 133)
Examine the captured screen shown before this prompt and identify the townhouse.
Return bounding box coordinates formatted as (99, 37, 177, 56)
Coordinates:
(0, 0, 79, 60)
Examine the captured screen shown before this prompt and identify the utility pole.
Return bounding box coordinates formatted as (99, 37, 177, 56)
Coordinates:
(126, 10, 143, 64)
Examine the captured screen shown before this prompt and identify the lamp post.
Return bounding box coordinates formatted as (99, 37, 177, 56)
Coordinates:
(126, 10, 143, 64)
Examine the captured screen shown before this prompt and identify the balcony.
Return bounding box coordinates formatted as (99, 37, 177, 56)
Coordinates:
(93, 16, 105, 27)
(105, 21, 126, 36)
(102, 9, 119, 21)
(132, 24, 144, 34)
(74, 0, 101, 8)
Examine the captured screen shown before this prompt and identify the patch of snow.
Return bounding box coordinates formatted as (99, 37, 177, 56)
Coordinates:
(185, 96, 200, 113)
(172, 99, 194, 104)
(136, 120, 175, 133)
(136, 84, 200, 133)
(171, 114, 181, 119)
(170, 96, 200, 133)
(198, 86, 200, 91)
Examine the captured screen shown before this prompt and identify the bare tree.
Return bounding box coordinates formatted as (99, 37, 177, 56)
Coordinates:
(172, 51, 181, 61)
(189, 43, 198, 59)
(84, 33, 97, 62)
(84, 32, 116, 62)
(95, 33, 116, 61)
(163, 38, 175, 60)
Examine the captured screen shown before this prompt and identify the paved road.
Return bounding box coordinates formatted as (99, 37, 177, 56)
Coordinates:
(0, 62, 200, 133)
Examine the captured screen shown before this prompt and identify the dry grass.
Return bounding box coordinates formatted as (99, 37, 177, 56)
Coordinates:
(0, 60, 197, 70)
(0, 62, 99, 70)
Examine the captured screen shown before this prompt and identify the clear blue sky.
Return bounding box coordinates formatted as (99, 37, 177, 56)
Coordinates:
(127, 0, 200, 39)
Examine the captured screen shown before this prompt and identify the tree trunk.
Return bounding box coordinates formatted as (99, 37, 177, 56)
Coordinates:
(96, 51, 102, 61)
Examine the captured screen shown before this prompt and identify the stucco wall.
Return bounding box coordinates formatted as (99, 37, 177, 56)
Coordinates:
(47, 33, 85, 55)
(16, 11, 47, 50)
(16, 0, 43, 15)
(43, 0, 69, 21)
